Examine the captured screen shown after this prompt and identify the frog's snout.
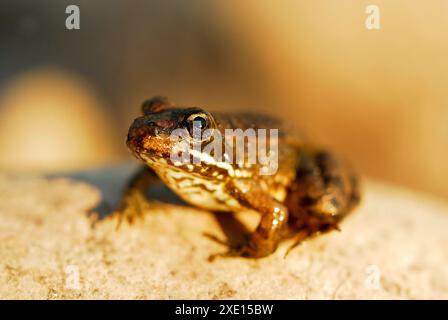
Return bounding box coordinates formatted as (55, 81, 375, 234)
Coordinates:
(127, 116, 175, 158)
(128, 117, 169, 141)
(127, 118, 152, 151)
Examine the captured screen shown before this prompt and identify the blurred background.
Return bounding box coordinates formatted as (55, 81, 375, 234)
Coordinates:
(0, 0, 447, 199)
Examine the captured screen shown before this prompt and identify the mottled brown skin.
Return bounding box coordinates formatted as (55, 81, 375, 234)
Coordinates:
(118, 96, 360, 259)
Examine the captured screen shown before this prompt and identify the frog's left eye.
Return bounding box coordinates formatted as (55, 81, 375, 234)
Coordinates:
(186, 113, 209, 136)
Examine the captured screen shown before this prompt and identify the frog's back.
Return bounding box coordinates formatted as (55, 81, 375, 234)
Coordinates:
(212, 112, 299, 140)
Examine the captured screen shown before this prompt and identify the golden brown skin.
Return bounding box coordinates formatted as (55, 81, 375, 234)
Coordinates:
(119, 96, 360, 259)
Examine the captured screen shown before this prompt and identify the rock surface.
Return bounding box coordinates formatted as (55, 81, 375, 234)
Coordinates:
(0, 166, 447, 299)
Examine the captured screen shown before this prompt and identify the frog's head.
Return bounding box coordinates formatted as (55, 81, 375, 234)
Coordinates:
(127, 97, 217, 164)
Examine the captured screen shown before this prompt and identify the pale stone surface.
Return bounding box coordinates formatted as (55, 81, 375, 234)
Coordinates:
(0, 167, 447, 299)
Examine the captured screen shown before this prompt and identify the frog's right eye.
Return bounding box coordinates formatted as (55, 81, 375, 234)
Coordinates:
(185, 113, 210, 138)
(142, 96, 171, 114)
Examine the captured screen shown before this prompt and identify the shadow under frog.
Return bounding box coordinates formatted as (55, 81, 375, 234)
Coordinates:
(51, 164, 249, 248)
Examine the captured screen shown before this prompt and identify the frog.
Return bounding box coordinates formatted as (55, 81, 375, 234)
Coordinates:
(117, 96, 360, 259)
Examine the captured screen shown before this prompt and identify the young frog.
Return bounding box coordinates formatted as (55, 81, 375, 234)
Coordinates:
(119, 96, 360, 259)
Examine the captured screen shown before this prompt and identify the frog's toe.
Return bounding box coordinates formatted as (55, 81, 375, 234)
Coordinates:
(207, 239, 271, 261)
(207, 246, 246, 262)
(115, 191, 150, 228)
(202, 232, 232, 246)
(204, 232, 252, 261)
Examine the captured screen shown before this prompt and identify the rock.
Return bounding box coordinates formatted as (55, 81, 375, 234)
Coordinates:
(0, 166, 447, 299)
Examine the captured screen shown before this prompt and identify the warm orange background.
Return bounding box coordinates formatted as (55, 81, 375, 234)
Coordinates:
(0, 1, 447, 198)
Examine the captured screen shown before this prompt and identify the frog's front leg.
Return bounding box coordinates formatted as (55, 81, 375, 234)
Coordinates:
(115, 165, 160, 227)
(218, 181, 289, 258)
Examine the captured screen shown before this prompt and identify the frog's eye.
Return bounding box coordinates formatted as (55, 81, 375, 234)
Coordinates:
(186, 113, 209, 137)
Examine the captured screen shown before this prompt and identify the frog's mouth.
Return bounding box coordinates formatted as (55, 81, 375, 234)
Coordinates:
(127, 132, 174, 161)
(126, 116, 167, 156)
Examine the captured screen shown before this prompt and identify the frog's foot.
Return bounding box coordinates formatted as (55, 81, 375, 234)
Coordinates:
(207, 235, 277, 261)
(114, 190, 150, 229)
(206, 234, 247, 261)
(283, 229, 310, 258)
(203, 232, 232, 247)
